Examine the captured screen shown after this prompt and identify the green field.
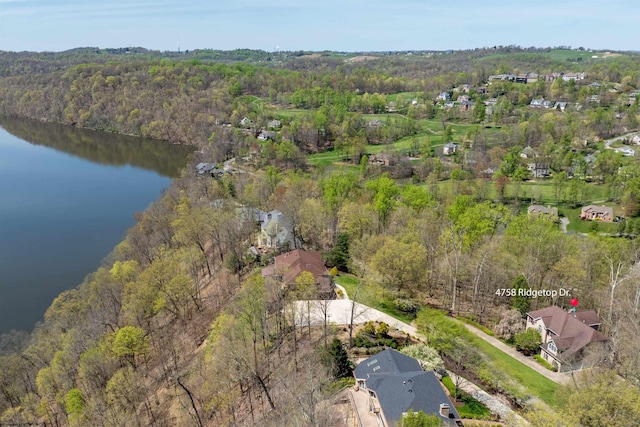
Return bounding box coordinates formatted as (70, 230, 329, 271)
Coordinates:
(384, 92, 419, 105)
(539, 49, 598, 62)
(432, 177, 616, 205)
(515, 181, 610, 205)
(478, 48, 619, 64)
(307, 115, 495, 168)
(274, 108, 312, 119)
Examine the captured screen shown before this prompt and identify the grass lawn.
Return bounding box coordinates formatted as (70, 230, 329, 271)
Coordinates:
(307, 150, 349, 168)
(334, 274, 416, 324)
(509, 180, 611, 205)
(467, 334, 558, 405)
(429, 178, 614, 206)
(417, 308, 558, 406)
(441, 376, 492, 420)
(384, 92, 418, 104)
(478, 48, 613, 63)
(539, 49, 596, 62)
(559, 205, 621, 234)
(273, 108, 311, 119)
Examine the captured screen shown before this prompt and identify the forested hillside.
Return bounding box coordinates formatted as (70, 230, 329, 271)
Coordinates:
(2, 48, 640, 426)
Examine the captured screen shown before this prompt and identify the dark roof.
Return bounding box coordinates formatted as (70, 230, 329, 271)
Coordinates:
(366, 371, 460, 426)
(354, 348, 421, 379)
(528, 306, 608, 358)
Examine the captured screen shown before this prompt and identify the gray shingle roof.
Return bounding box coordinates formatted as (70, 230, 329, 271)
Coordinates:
(354, 348, 421, 379)
(366, 371, 460, 426)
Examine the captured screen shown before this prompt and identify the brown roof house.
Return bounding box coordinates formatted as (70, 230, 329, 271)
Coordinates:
(369, 153, 397, 166)
(580, 205, 614, 222)
(352, 348, 462, 427)
(527, 205, 558, 218)
(262, 249, 335, 299)
(526, 306, 608, 371)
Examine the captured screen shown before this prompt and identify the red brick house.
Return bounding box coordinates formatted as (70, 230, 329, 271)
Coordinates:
(580, 205, 614, 222)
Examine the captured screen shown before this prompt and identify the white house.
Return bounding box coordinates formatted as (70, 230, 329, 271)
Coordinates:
(437, 91, 451, 101)
(443, 142, 460, 155)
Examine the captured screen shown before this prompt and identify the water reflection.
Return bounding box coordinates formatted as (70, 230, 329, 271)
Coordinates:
(0, 116, 193, 177)
(0, 117, 193, 334)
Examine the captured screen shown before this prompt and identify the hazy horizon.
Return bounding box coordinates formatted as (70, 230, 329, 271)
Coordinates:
(1, 0, 638, 53)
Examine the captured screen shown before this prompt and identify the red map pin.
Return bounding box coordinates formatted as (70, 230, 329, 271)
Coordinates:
(571, 298, 579, 308)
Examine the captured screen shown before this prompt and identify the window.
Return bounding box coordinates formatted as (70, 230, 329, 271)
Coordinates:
(549, 342, 556, 352)
(538, 325, 542, 334)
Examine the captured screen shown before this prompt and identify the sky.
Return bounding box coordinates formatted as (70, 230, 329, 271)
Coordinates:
(0, 0, 638, 53)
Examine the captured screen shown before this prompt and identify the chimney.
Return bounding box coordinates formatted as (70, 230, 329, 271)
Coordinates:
(439, 403, 450, 418)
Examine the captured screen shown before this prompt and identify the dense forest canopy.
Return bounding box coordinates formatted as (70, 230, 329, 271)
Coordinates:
(1, 47, 640, 427)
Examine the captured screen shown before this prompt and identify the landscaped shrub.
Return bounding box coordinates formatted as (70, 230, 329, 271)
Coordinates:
(534, 354, 556, 371)
(352, 322, 400, 348)
(514, 329, 542, 355)
(376, 322, 389, 337)
(400, 344, 444, 371)
(393, 298, 419, 315)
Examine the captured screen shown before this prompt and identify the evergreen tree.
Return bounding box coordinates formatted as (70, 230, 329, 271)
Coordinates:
(326, 232, 350, 271)
(512, 274, 531, 316)
(324, 338, 352, 379)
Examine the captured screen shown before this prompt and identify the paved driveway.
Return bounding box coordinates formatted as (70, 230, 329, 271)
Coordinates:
(293, 297, 531, 425)
(461, 323, 571, 384)
(291, 299, 419, 337)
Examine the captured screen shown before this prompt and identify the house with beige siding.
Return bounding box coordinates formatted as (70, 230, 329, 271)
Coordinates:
(526, 306, 608, 372)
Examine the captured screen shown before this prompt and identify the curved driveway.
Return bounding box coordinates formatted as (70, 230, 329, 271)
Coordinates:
(294, 287, 547, 424)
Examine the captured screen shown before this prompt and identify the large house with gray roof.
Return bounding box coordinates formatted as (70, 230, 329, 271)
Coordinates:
(352, 348, 462, 426)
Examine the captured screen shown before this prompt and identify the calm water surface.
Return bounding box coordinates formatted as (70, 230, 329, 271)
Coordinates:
(0, 117, 192, 334)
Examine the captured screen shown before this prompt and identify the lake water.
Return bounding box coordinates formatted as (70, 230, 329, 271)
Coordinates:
(0, 117, 192, 334)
